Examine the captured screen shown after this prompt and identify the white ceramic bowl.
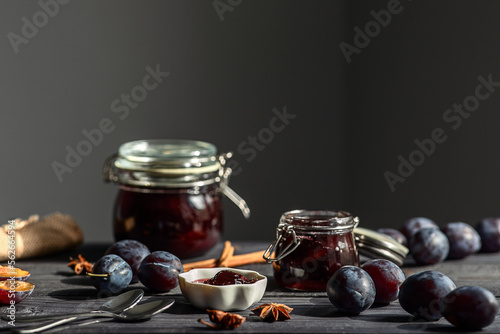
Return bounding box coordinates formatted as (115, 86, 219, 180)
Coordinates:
(178, 267, 267, 311)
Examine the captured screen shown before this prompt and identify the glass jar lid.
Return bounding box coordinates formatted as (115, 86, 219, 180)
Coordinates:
(280, 210, 358, 232)
(103, 139, 225, 188)
(115, 139, 220, 174)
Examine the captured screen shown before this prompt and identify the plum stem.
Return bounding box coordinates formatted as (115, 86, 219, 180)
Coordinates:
(86, 273, 110, 278)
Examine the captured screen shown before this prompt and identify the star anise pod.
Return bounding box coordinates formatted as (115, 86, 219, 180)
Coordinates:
(251, 303, 293, 322)
(67, 254, 93, 275)
(198, 309, 245, 330)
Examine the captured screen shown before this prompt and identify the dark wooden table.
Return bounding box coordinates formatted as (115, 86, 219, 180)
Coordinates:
(1, 241, 500, 333)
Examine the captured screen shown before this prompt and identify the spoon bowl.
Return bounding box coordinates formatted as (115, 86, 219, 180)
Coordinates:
(99, 289, 145, 314)
(107, 299, 175, 322)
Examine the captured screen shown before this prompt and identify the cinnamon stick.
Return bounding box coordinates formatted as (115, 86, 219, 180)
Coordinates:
(183, 258, 218, 271)
(183, 249, 267, 272)
(217, 241, 234, 267)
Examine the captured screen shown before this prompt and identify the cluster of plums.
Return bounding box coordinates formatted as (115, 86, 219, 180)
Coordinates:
(399, 271, 498, 329)
(326, 261, 499, 330)
(327, 259, 405, 315)
(377, 216, 500, 265)
(88, 240, 183, 294)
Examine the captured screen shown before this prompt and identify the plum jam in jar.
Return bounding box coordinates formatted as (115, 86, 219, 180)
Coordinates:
(103, 139, 249, 259)
(264, 210, 359, 291)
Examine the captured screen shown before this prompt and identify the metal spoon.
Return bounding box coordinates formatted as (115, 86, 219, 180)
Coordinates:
(13, 299, 175, 334)
(8, 289, 144, 323)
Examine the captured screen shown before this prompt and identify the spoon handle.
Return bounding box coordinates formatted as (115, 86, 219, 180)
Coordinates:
(22, 318, 111, 334)
(7, 312, 98, 323)
(12, 313, 114, 334)
(12, 317, 79, 334)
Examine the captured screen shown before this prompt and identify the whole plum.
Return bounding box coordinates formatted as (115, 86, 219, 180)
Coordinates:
(89, 254, 133, 294)
(441, 286, 499, 330)
(410, 228, 449, 265)
(441, 222, 481, 259)
(475, 217, 500, 253)
(361, 259, 405, 304)
(399, 271, 456, 321)
(105, 239, 150, 283)
(326, 266, 375, 315)
(376, 228, 408, 247)
(400, 217, 438, 243)
(138, 251, 183, 292)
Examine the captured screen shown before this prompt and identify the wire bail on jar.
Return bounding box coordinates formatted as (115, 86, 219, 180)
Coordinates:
(217, 152, 251, 219)
(102, 153, 119, 183)
(263, 222, 302, 263)
(102, 139, 250, 219)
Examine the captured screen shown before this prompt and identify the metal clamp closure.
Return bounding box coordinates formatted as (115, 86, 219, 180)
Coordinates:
(102, 153, 119, 183)
(263, 223, 301, 263)
(217, 152, 251, 219)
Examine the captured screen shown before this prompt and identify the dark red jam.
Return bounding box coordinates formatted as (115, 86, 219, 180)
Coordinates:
(193, 270, 256, 285)
(273, 233, 358, 291)
(113, 184, 222, 259)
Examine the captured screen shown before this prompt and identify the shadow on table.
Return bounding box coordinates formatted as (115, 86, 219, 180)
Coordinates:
(264, 279, 327, 298)
(48, 288, 101, 300)
(297, 307, 345, 318)
(295, 306, 414, 320)
(290, 300, 344, 318)
(353, 313, 422, 323)
(397, 323, 460, 332)
(160, 298, 207, 316)
(59, 275, 94, 286)
(347, 312, 463, 332)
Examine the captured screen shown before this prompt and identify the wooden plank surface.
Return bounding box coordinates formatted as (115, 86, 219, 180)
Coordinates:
(1, 241, 500, 333)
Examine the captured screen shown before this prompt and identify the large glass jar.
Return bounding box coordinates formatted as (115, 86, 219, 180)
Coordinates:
(102, 139, 249, 259)
(264, 210, 359, 291)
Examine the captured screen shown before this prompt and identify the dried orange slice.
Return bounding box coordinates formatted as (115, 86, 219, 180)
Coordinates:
(0, 266, 30, 281)
(0, 280, 35, 304)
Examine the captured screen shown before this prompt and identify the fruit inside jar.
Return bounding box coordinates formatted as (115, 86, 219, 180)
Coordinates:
(273, 232, 359, 291)
(113, 183, 222, 259)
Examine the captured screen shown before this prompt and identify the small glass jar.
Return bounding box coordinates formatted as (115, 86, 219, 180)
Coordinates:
(102, 139, 249, 259)
(264, 210, 359, 291)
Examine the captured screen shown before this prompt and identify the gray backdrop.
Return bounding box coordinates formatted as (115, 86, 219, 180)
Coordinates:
(1, 1, 500, 246)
